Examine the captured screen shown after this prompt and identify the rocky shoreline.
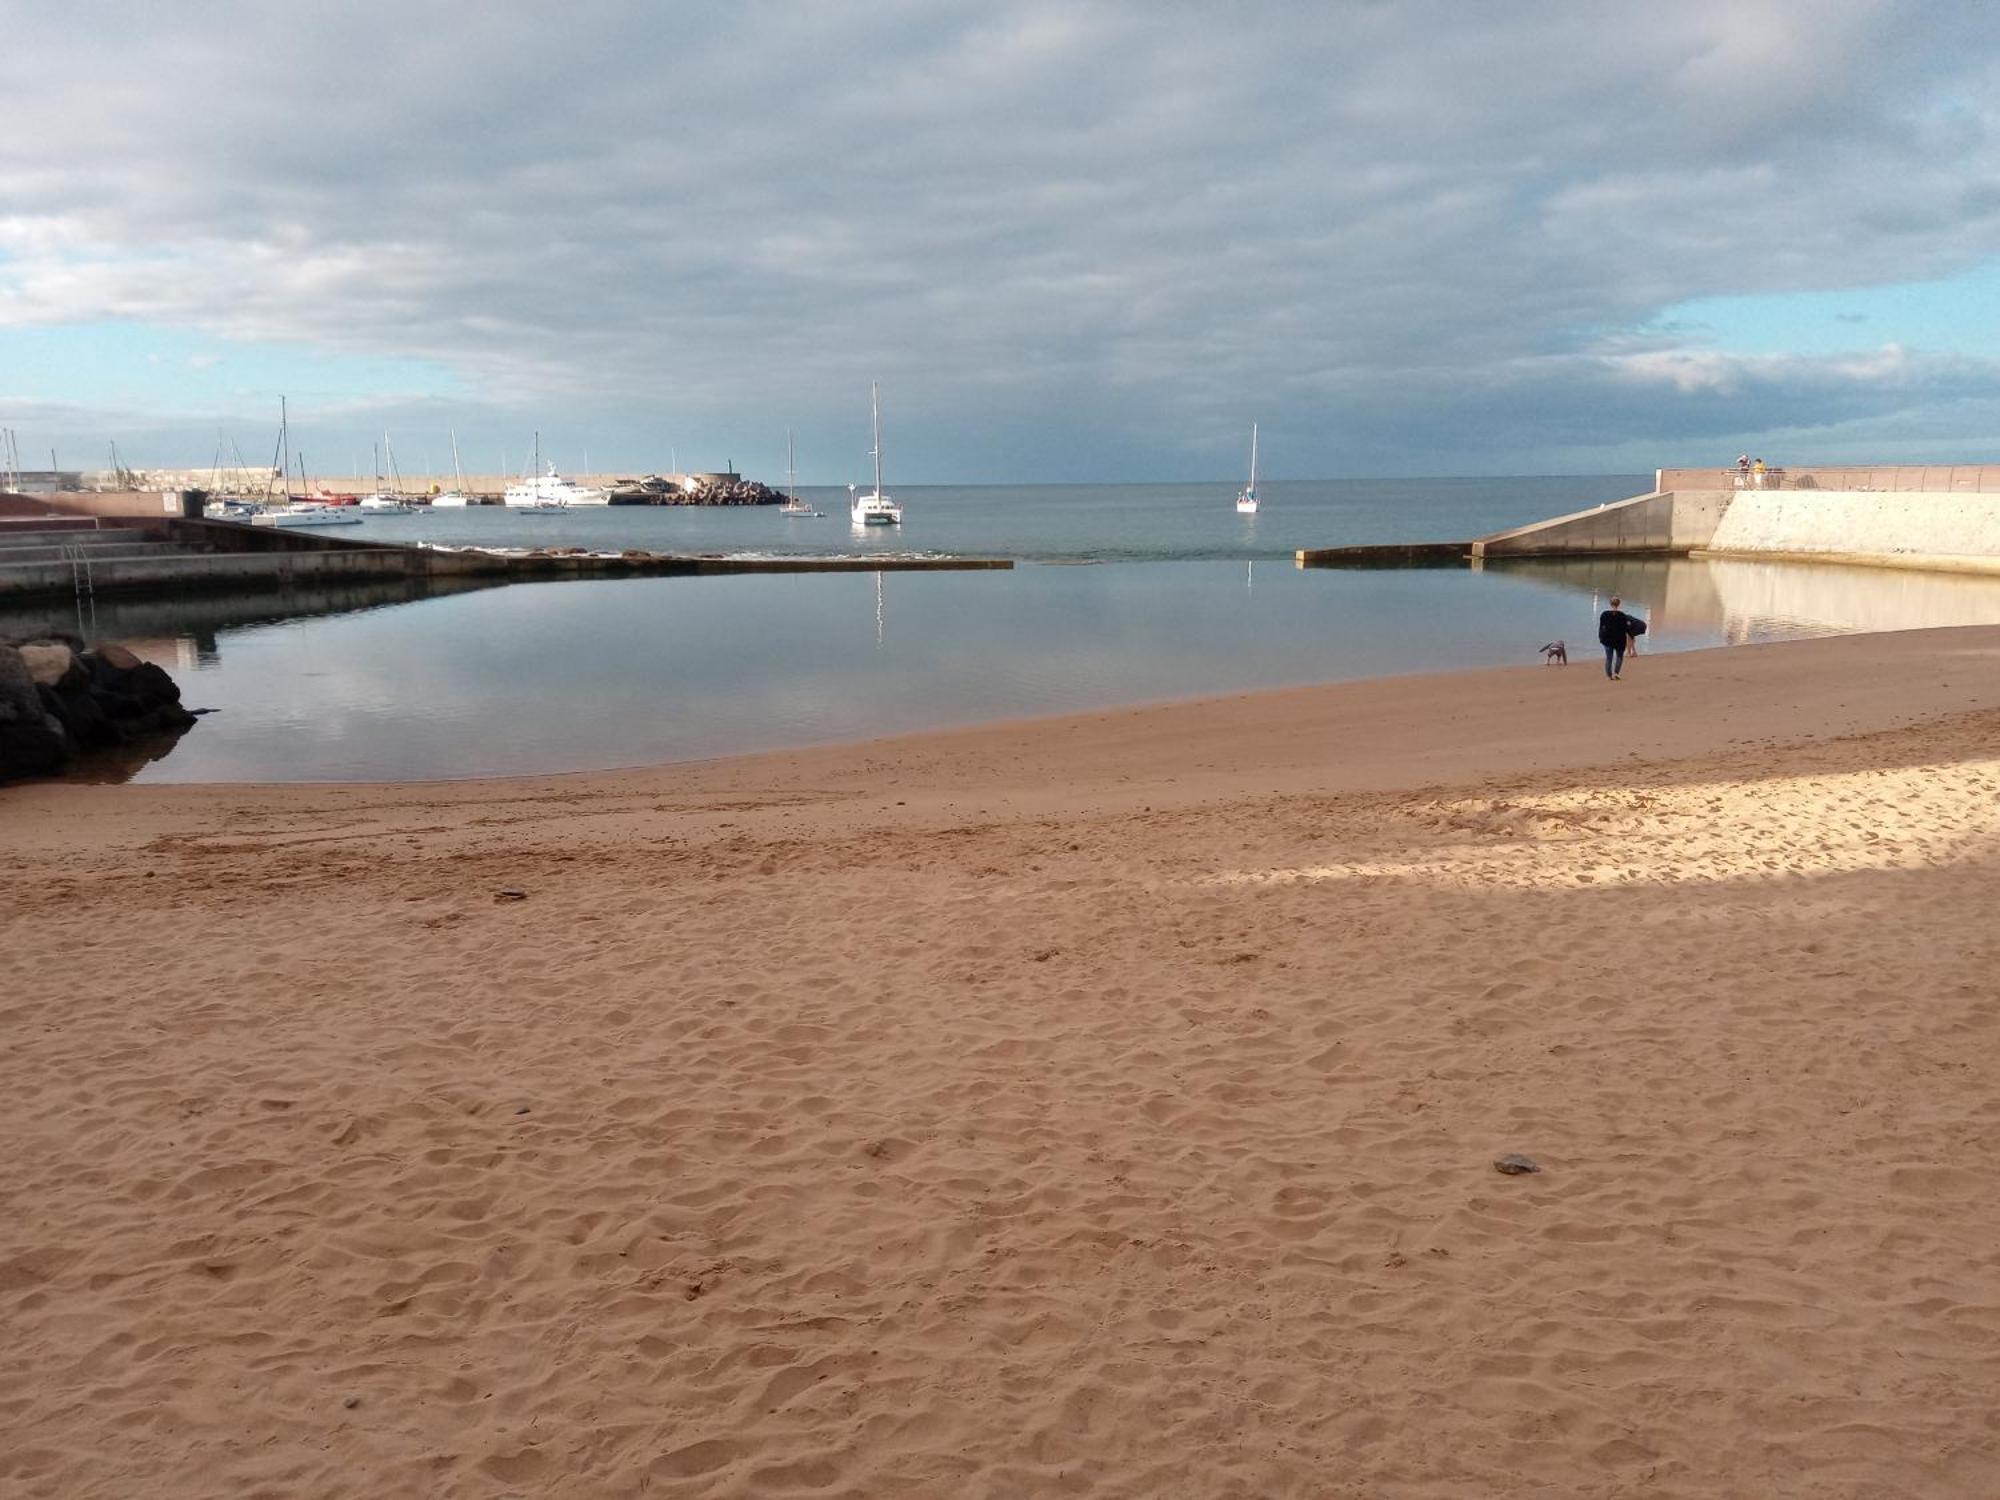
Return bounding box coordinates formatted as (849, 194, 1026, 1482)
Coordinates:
(0, 638, 198, 783)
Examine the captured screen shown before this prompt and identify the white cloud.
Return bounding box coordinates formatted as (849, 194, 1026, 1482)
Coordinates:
(3, 0, 2000, 476)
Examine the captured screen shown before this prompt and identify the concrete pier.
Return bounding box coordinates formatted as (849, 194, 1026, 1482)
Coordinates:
(0, 510, 1011, 605)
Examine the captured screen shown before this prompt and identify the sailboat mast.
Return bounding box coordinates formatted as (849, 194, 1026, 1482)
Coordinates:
(1249, 422, 1258, 490)
(787, 426, 796, 500)
(280, 396, 292, 501)
(871, 381, 883, 496)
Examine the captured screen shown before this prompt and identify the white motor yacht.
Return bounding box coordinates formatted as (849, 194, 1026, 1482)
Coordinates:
(505, 464, 608, 507)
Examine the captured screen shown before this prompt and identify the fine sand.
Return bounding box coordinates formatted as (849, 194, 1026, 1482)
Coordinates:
(4, 626, 2000, 1497)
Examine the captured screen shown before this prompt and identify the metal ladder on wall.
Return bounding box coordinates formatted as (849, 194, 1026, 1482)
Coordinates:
(62, 541, 98, 635)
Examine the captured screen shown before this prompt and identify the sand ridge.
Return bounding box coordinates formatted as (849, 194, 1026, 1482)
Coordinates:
(4, 629, 2000, 1496)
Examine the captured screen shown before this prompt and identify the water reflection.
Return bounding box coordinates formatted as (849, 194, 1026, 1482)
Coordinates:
(1482, 555, 2000, 647)
(0, 576, 507, 668)
(45, 557, 2000, 784)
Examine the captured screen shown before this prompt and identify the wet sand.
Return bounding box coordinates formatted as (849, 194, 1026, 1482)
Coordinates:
(4, 625, 2000, 1497)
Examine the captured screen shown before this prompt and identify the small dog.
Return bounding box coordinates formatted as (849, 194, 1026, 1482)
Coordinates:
(1538, 640, 1568, 666)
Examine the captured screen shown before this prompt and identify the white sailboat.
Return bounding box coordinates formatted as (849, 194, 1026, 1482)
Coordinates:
(432, 430, 477, 507)
(1235, 423, 1260, 514)
(359, 433, 416, 512)
(781, 427, 820, 516)
(849, 383, 902, 526)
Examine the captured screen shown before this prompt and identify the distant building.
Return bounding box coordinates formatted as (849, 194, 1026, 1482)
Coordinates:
(3, 470, 85, 494)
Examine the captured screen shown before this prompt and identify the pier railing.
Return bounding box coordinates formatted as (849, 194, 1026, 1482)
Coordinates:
(1658, 464, 2000, 494)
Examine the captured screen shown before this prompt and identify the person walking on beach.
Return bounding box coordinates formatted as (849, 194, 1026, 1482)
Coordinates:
(1598, 596, 1646, 680)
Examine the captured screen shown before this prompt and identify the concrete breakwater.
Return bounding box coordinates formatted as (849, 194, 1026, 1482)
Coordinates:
(0, 511, 1012, 604)
(1300, 464, 2000, 576)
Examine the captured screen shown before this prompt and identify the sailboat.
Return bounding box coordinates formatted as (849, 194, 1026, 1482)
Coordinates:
(781, 427, 821, 516)
(358, 433, 416, 512)
(432, 430, 477, 506)
(245, 398, 362, 526)
(849, 382, 902, 526)
(1235, 423, 1260, 514)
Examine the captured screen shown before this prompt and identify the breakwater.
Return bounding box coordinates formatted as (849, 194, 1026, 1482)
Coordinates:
(0, 515, 1012, 605)
(1297, 465, 2000, 577)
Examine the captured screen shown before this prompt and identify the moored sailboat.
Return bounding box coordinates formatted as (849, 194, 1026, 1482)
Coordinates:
(431, 430, 478, 506)
(1235, 423, 1260, 514)
(849, 383, 902, 526)
(780, 427, 821, 516)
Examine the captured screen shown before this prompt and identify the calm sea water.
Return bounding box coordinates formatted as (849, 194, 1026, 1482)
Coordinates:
(14, 476, 2000, 783)
(319, 475, 1651, 561)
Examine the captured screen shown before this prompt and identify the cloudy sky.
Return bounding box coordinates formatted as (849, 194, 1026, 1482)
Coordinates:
(5, 1, 1999, 482)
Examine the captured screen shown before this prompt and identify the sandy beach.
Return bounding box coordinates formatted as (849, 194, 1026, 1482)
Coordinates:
(5, 624, 2000, 1498)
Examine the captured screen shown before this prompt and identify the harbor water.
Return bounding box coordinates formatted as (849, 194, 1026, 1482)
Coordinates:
(13, 476, 2000, 782)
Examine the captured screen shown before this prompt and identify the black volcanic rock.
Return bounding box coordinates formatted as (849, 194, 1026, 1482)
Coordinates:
(0, 639, 199, 783)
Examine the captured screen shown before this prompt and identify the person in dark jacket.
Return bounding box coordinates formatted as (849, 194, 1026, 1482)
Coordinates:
(1598, 597, 1646, 679)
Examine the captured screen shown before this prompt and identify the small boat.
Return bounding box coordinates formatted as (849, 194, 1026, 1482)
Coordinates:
(1235, 423, 1260, 514)
(849, 383, 902, 526)
(780, 428, 821, 516)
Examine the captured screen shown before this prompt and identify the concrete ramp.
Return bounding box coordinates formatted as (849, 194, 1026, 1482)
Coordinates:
(1470, 490, 1732, 558)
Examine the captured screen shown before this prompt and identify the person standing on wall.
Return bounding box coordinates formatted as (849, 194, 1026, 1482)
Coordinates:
(1598, 596, 1648, 680)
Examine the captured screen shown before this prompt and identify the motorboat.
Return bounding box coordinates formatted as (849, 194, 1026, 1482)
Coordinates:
(358, 494, 416, 513)
(505, 463, 608, 507)
(849, 383, 902, 525)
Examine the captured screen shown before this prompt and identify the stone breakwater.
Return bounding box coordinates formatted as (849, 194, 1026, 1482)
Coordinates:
(607, 476, 791, 506)
(0, 639, 198, 783)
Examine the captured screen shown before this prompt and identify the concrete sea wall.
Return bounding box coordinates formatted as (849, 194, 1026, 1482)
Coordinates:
(1699, 491, 2000, 573)
(1467, 479, 2000, 576)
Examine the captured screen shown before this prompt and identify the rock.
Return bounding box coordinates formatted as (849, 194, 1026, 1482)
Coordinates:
(0, 714, 70, 781)
(1493, 1154, 1541, 1175)
(0, 639, 198, 781)
(123, 662, 183, 708)
(38, 681, 113, 748)
(18, 643, 74, 687)
(0, 646, 40, 725)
